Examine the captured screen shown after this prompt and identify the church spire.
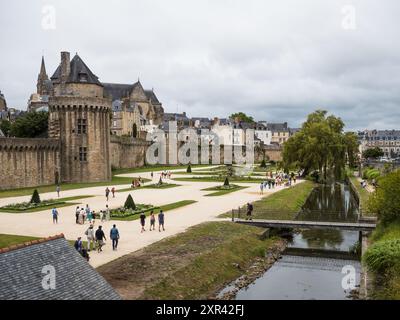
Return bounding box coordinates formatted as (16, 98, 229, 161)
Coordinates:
(37, 56, 49, 95)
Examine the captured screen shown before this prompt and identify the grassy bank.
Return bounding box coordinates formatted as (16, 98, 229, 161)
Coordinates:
(97, 221, 281, 300)
(348, 176, 374, 216)
(174, 176, 264, 184)
(111, 200, 197, 221)
(117, 184, 180, 193)
(202, 185, 248, 197)
(220, 180, 315, 220)
(363, 220, 400, 299)
(112, 164, 210, 175)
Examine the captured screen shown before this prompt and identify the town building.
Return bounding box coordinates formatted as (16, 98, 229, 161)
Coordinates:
(27, 56, 52, 112)
(359, 129, 400, 158)
(267, 122, 290, 145)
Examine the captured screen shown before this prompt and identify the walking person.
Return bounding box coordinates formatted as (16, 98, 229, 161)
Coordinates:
(105, 187, 110, 201)
(75, 206, 80, 224)
(106, 204, 110, 221)
(259, 182, 264, 195)
(158, 210, 165, 232)
(51, 207, 59, 224)
(85, 225, 95, 252)
(56, 185, 61, 198)
(85, 204, 91, 223)
(101, 210, 106, 222)
(74, 237, 83, 253)
(246, 202, 253, 221)
(111, 187, 116, 198)
(140, 212, 146, 233)
(110, 224, 120, 251)
(80, 207, 86, 224)
(151, 171, 154, 180)
(95, 226, 106, 253)
(149, 211, 156, 231)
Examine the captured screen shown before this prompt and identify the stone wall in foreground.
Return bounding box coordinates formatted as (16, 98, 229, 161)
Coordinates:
(0, 137, 60, 190)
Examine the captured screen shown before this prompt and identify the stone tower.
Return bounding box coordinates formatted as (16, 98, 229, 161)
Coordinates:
(48, 51, 111, 183)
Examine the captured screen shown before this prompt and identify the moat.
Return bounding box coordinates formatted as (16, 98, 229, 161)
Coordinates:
(229, 183, 362, 300)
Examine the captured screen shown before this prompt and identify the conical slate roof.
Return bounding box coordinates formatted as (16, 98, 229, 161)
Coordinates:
(51, 54, 102, 86)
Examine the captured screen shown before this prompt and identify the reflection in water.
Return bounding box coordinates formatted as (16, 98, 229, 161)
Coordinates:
(233, 183, 361, 300)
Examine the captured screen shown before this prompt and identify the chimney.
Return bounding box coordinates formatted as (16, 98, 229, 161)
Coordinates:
(60, 51, 70, 83)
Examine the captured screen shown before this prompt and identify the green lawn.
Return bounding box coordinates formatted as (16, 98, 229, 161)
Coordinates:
(202, 185, 248, 197)
(112, 164, 211, 175)
(111, 200, 197, 221)
(97, 221, 282, 300)
(0, 176, 150, 199)
(220, 180, 316, 220)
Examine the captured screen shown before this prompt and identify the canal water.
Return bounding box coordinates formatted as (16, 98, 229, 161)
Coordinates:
(234, 182, 362, 300)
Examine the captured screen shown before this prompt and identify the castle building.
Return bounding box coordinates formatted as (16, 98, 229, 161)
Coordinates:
(103, 82, 164, 136)
(48, 51, 112, 183)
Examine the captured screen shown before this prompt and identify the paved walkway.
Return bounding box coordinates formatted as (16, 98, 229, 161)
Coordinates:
(0, 166, 302, 268)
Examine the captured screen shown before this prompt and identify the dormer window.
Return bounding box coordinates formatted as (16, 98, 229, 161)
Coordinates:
(79, 72, 88, 82)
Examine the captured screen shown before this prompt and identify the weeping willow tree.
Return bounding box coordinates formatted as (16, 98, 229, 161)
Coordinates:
(282, 110, 359, 181)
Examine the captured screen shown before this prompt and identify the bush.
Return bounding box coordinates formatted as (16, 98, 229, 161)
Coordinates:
(186, 164, 192, 173)
(368, 169, 400, 223)
(363, 239, 400, 272)
(260, 159, 267, 168)
(223, 177, 230, 186)
(124, 194, 136, 210)
(30, 189, 41, 204)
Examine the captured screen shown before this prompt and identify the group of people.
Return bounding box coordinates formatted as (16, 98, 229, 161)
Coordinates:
(75, 204, 111, 224)
(131, 177, 143, 188)
(74, 224, 120, 260)
(105, 187, 116, 201)
(159, 171, 172, 179)
(140, 210, 165, 233)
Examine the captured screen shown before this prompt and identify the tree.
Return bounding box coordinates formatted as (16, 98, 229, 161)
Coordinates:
(229, 112, 254, 123)
(132, 123, 138, 138)
(344, 132, 359, 168)
(9, 111, 48, 138)
(367, 169, 400, 223)
(124, 194, 136, 210)
(0, 120, 11, 136)
(30, 189, 41, 204)
(260, 159, 267, 168)
(363, 147, 384, 160)
(186, 164, 192, 173)
(282, 110, 350, 181)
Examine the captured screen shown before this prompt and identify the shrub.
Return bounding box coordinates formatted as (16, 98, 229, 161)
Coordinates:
(363, 239, 400, 272)
(124, 194, 136, 210)
(187, 164, 192, 173)
(223, 177, 230, 186)
(260, 159, 267, 168)
(30, 189, 41, 204)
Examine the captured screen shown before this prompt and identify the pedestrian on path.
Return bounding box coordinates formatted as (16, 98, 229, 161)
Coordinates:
(105, 187, 110, 201)
(111, 187, 116, 198)
(259, 182, 264, 195)
(106, 205, 110, 221)
(158, 210, 165, 232)
(95, 226, 106, 252)
(80, 207, 86, 224)
(75, 206, 80, 224)
(74, 237, 83, 253)
(51, 207, 59, 224)
(140, 212, 146, 233)
(56, 185, 61, 198)
(85, 224, 95, 251)
(246, 203, 253, 221)
(149, 211, 156, 231)
(85, 204, 91, 222)
(110, 224, 120, 250)
(151, 171, 154, 179)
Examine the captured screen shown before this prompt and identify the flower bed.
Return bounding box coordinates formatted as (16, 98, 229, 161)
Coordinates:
(110, 204, 159, 218)
(0, 200, 66, 212)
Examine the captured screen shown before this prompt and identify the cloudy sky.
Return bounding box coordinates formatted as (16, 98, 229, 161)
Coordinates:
(0, 0, 399, 130)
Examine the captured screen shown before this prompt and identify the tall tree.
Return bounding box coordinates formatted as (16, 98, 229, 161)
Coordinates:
(229, 112, 254, 123)
(282, 110, 352, 181)
(9, 111, 48, 138)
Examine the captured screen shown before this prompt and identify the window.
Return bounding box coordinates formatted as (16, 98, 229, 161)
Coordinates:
(79, 147, 87, 162)
(113, 121, 117, 127)
(77, 119, 87, 134)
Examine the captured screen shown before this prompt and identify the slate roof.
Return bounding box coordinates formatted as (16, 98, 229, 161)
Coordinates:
(144, 90, 160, 104)
(266, 122, 289, 132)
(103, 83, 134, 101)
(0, 235, 121, 300)
(51, 54, 102, 86)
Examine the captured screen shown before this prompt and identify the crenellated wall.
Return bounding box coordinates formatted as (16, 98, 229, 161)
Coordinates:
(0, 138, 60, 190)
(110, 136, 151, 169)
